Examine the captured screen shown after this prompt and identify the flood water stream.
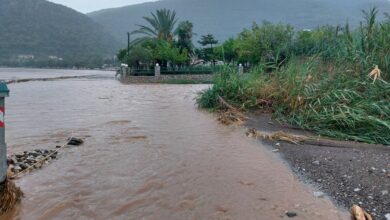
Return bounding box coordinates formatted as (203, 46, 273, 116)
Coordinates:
(0, 68, 347, 220)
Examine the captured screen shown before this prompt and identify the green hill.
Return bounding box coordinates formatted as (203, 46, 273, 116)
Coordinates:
(0, 0, 121, 67)
(88, 0, 390, 45)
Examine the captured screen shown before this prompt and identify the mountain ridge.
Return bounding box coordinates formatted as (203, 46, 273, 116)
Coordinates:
(88, 0, 390, 45)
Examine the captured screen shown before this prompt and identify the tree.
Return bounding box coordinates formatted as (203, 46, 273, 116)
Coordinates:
(214, 38, 237, 65)
(175, 21, 194, 55)
(152, 40, 189, 66)
(234, 22, 294, 65)
(198, 34, 218, 64)
(198, 34, 218, 50)
(132, 9, 178, 43)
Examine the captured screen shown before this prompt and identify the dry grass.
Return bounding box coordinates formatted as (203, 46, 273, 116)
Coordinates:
(217, 96, 248, 125)
(217, 110, 247, 125)
(351, 205, 373, 220)
(369, 65, 381, 83)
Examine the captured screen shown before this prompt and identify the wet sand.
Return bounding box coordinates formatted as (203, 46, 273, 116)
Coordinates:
(247, 114, 390, 220)
(1, 70, 348, 219)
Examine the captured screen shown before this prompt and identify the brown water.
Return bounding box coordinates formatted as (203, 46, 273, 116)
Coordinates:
(1, 69, 347, 220)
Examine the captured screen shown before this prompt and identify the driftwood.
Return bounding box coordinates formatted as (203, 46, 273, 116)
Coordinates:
(246, 128, 376, 149)
(351, 205, 372, 220)
(246, 129, 307, 145)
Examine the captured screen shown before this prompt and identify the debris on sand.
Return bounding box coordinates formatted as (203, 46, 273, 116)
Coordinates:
(351, 205, 372, 220)
(0, 174, 23, 215)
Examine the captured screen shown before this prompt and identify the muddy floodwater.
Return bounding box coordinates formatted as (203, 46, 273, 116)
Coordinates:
(0, 69, 348, 220)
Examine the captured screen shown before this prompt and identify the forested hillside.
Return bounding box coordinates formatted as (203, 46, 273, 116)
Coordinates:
(0, 0, 120, 67)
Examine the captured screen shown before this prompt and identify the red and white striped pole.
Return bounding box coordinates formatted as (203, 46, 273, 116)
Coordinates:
(0, 82, 9, 184)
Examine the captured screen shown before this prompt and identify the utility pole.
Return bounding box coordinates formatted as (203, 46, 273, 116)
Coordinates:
(127, 32, 131, 56)
(0, 82, 9, 185)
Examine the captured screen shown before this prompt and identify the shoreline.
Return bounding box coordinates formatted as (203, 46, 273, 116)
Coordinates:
(245, 113, 390, 220)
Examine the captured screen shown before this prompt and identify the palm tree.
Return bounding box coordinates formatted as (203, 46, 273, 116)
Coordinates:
(175, 21, 194, 54)
(132, 9, 178, 43)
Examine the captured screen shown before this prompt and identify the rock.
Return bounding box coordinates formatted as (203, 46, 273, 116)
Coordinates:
(14, 165, 22, 171)
(67, 137, 84, 146)
(381, 190, 389, 196)
(272, 149, 279, 153)
(385, 213, 390, 220)
(286, 211, 297, 218)
(28, 151, 40, 157)
(33, 163, 42, 169)
(18, 163, 28, 170)
(275, 143, 281, 147)
(314, 191, 325, 198)
(26, 156, 36, 163)
(354, 188, 361, 192)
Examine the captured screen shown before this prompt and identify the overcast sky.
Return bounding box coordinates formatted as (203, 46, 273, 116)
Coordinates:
(48, 0, 158, 13)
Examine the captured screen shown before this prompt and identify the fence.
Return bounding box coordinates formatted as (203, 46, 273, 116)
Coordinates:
(117, 64, 247, 77)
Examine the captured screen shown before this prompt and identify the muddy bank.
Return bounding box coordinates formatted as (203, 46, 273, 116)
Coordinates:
(246, 114, 390, 220)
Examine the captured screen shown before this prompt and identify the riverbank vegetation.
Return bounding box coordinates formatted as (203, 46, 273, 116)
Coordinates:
(117, 9, 220, 73)
(197, 8, 390, 145)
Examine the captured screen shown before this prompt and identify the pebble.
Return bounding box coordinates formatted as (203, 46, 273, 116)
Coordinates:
(381, 190, 389, 196)
(14, 165, 22, 171)
(275, 143, 281, 147)
(312, 160, 320, 165)
(385, 213, 390, 220)
(272, 149, 279, 153)
(354, 188, 361, 192)
(286, 211, 297, 218)
(314, 191, 325, 198)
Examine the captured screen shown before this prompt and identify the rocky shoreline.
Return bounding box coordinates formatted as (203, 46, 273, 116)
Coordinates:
(7, 149, 59, 177)
(7, 138, 83, 178)
(246, 114, 390, 220)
